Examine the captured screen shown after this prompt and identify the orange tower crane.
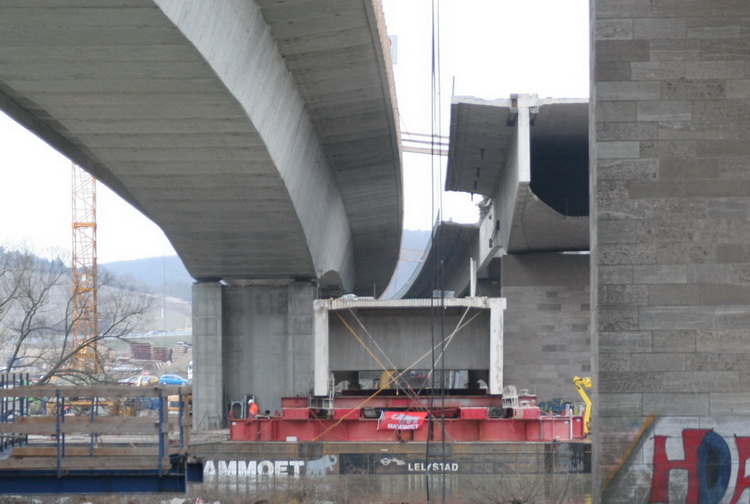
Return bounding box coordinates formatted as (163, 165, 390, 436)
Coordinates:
(70, 163, 101, 375)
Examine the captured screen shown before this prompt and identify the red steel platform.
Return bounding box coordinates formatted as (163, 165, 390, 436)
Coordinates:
(229, 393, 585, 442)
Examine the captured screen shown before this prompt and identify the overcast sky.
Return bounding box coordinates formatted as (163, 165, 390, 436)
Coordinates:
(0, 0, 588, 264)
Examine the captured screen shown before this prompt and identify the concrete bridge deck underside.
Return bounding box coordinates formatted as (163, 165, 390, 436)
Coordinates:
(0, 0, 402, 295)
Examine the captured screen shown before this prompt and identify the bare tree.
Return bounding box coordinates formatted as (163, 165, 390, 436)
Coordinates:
(0, 246, 154, 383)
(0, 247, 66, 374)
(38, 269, 153, 384)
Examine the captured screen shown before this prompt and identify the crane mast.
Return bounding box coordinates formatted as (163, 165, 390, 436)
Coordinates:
(71, 163, 101, 376)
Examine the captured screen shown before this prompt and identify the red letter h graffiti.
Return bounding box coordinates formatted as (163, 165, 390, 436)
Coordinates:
(650, 429, 709, 503)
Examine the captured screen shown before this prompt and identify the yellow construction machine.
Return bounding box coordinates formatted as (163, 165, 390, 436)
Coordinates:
(573, 376, 592, 436)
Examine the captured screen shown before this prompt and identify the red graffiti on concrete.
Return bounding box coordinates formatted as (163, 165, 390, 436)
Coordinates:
(650, 429, 750, 504)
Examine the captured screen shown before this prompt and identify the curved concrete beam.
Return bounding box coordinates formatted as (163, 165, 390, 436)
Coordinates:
(0, 0, 403, 295)
(155, 0, 355, 288)
(448, 96, 589, 272)
(256, 0, 403, 295)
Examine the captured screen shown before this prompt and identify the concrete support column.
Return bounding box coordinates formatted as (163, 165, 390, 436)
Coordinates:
(313, 299, 329, 396)
(191, 281, 223, 430)
(592, 1, 750, 500)
(488, 297, 505, 395)
(222, 282, 315, 414)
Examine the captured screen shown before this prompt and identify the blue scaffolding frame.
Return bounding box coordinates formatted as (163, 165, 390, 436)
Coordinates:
(0, 377, 199, 494)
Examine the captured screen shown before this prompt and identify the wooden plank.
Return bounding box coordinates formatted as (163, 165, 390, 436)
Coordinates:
(0, 384, 191, 399)
(59, 416, 164, 426)
(10, 445, 180, 457)
(16, 416, 55, 424)
(0, 456, 172, 471)
(0, 419, 172, 435)
(3, 416, 181, 434)
(183, 417, 190, 447)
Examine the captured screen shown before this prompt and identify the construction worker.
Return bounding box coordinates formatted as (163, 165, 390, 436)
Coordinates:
(247, 398, 259, 418)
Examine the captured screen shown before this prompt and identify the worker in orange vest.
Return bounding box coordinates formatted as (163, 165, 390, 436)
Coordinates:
(248, 398, 259, 418)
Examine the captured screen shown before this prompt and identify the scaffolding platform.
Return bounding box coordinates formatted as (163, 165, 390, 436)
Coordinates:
(0, 381, 199, 493)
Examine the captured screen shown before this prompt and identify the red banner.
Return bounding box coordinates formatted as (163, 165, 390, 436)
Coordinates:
(377, 411, 428, 431)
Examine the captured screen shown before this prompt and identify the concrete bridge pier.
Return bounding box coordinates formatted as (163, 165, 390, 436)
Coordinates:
(192, 281, 316, 430)
(192, 282, 223, 430)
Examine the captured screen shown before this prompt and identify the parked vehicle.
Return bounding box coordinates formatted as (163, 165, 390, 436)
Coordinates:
(119, 375, 159, 387)
(167, 394, 192, 416)
(118, 376, 138, 385)
(159, 374, 188, 385)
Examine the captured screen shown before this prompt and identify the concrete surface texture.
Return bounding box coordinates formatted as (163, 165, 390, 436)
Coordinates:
(221, 282, 315, 416)
(447, 95, 589, 271)
(0, 0, 401, 296)
(402, 94, 592, 416)
(396, 221, 479, 299)
(407, 96, 591, 303)
(313, 297, 506, 395)
(192, 280, 315, 425)
(191, 282, 223, 430)
(501, 253, 591, 403)
(592, 1, 750, 501)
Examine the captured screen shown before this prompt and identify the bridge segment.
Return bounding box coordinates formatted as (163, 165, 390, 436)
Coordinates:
(0, 0, 401, 295)
(398, 95, 591, 405)
(0, 0, 402, 427)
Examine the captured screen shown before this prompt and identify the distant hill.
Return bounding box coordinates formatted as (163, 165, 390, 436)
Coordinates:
(101, 255, 193, 301)
(101, 229, 433, 303)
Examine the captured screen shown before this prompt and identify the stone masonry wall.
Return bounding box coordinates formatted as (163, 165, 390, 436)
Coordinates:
(501, 254, 590, 404)
(592, 1, 750, 501)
